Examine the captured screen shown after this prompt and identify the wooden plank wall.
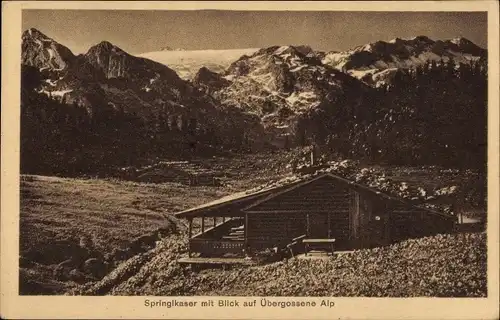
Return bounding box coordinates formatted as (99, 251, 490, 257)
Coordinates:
(243, 177, 456, 251)
(247, 178, 351, 212)
(350, 192, 456, 248)
(245, 178, 354, 250)
(247, 213, 307, 249)
(328, 210, 350, 240)
(388, 201, 455, 242)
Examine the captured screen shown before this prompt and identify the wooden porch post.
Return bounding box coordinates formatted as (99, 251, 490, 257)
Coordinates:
(306, 213, 310, 237)
(459, 206, 463, 224)
(385, 210, 391, 245)
(327, 212, 331, 238)
(213, 216, 217, 227)
(201, 216, 205, 233)
(244, 213, 249, 254)
(353, 192, 360, 247)
(188, 218, 193, 238)
(188, 218, 193, 257)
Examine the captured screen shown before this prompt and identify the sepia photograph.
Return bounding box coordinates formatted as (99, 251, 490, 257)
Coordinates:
(1, 1, 499, 319)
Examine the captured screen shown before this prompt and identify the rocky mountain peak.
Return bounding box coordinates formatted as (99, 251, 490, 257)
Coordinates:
(388, 37, 404, 44)
(444, 37, 485, 56)
(322, 35, 486, 87)
(268, 45, 317, 60)
(243, 45, 322, 69)
(194, 66, 220, 80)
(410, 35, 435, 44)
(22, 27, 75, 72)
(294, 45, 315, 56)
(84, 41, 129, 79)
(192, 67, 231, 96)
(204, 43, 370, 121)
(23, 27, 50, 40)
(449, 37, 472, 46)
(86, 41, 126, 56)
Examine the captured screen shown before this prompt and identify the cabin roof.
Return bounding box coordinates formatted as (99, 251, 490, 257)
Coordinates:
(174, 176, 306, 218)
(174, 172, 455, 219)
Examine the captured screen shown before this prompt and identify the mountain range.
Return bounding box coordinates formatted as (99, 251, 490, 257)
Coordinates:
(22, 28, 204, 114)
(140, 35, 486, 88)
(21, 28, 261, 144)
(20, 27, 487, 174)
(139, 35, 487, 137)
(22, 28, 486, 118)
(321, 35, 486, 87)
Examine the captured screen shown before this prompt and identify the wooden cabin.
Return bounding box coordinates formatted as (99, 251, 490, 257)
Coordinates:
(175, 173, 456, 263)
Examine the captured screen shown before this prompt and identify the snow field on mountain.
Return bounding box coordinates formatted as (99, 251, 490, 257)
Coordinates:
(138, 48, 259, 80)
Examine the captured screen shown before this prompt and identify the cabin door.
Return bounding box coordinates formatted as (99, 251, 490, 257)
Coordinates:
(364, 200, 389, 248)
(307, 213, 329, 238)
(355, 195, 388, 248)
(350, 191, 387, 248)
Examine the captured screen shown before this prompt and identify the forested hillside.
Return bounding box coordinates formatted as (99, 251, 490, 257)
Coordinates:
(295, 60, 487, 169)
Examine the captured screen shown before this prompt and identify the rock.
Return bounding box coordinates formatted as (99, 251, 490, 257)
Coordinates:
(53, 266, 67, 280)
(112, 248, 131, 261)
(69, 268, 89, 284)
(129, 234, 157, 254)
(19, 256, 34, 267)
(53, 259, 75, 280)
(24, 240, 88, 266)
(53, 258, 79, 280)
(83, 258, 107, 278)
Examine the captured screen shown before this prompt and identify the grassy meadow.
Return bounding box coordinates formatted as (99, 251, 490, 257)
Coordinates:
(20, 174, 234, 294)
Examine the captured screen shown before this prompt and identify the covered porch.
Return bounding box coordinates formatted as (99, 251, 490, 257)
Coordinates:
(186, 210, 345, 260)
(176, 179, 308, 263)
(186, 215, 248, 258)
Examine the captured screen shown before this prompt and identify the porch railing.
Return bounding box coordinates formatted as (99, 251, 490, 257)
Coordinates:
(191, 217, 243, 239)
(189, 238, 245, 257)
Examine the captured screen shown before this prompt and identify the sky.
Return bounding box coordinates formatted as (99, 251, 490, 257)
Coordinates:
(22, 10, 487, 55)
